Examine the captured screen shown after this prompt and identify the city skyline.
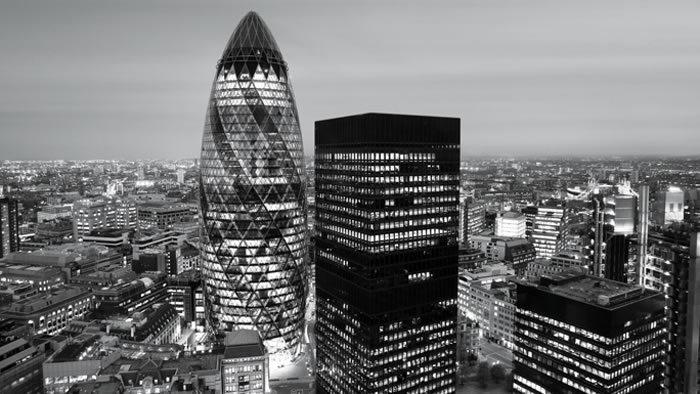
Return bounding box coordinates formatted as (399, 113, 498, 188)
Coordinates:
(2, 0, 700, 160)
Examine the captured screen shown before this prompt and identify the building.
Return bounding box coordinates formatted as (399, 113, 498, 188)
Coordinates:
(43, 335, 122, 394)
(0, 286, 93, 335)
(93, 272, 168, 317)
(73, 198, 136, 240)
(529, 204, 566, 259)
(462, 197, 485, 245)
(469, 235, 536, 276)
(458, 264, 516, 348)
(137, 203, 192, 230)
(35, 218, 74, 244)
(458, 246, 487, 272)
(3, 243, 123, 279)
(525, 258, 588, 281)
(514, 272, 666, 393)
(104, 303, 181, 345)
(37, 204, 73, 223)
(0, 335, 45, 394)
(198, 11, 308, 355)
(81, 229, 129, 248)
(0, 196, 20, 258)
(167, 270, 202, 324)
(495, 211, 526, 238)
(176, 168, 186, 184)
(591, 191, 639, 283)
(131, 245, 179, 275)
(220, 330, 269, 394)
(456, 316, 479, 362)
(131, 229, 187, 258)
(642, 230, 700, 393)
(654, 186, 685, 226)
(0, 261, 65, 292)
(315, 113, 460, 393)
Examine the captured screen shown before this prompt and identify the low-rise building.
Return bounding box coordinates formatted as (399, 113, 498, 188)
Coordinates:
(0, 335, 45, 394)
(470, 235, 536, 276)
(0, 286, 93, 335)
(458, 264, 516, 348)
(93, 272, 168, 317)
(104, 303, 181, 345)
(43, 335, 122, 394)
(137, 203, 192, 231)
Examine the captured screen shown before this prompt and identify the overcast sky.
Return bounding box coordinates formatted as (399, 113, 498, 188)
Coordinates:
(0, 0, 699, 160)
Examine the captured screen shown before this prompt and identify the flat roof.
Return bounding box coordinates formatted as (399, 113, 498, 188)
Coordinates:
(537, 272, 646, 308)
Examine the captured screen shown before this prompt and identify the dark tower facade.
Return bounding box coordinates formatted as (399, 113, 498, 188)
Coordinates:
(198, 12, 307, 353)
(514, 272, 666, 394)
(315, 113, 460, 393)
(0, 197, 20, 259)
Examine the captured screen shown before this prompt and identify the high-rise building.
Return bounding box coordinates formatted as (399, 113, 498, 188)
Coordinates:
(654, 186, 685, 226)
(495, 211, 526, 238)
(176, 168, 186, 184)
(462, 196, 485, 245)
(514, 272, 666, 394)
(643, 230, 700, 393)
(0, 197, 20, 259)
(529, 204, 566, 259)
(315, 113, 460, 393)
(198, 11, 307, 356)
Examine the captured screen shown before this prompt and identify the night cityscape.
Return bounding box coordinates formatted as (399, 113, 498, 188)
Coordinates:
(1, 1, 699, 394)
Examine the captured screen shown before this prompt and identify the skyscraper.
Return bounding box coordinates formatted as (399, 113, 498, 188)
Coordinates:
(198, 11, 307, 356)
(643, 230, 700, 393)
(315, 113, 460, 393)
(0, 197, 20, 259)
(654, 186, 685, 226)
(514, 272, 666, 393)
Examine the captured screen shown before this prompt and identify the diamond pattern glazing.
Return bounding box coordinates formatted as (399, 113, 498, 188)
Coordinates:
(199, 12, 307, 352)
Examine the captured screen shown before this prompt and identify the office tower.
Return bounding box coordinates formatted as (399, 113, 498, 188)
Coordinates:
(199, 11, 307, 356)
(655, 186, 684, 226)
(643, 230, 700, 393)
(462, 196, 485, 245)
(0, 197, 20, 259)
(522, 205, 537, 237)
(636, 184, 649, 286)
(137, 165, 145, 180)
(495, 211, 526, 238)
(176, 168, 185, 184)
(590, 191, 638, 283)
(530, 205, 566, 259)
(514, 272, 666, 393)
(315, 113, 460, 393)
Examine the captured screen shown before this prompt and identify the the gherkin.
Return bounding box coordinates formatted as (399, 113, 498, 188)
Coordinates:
(199, 11, 307, 354)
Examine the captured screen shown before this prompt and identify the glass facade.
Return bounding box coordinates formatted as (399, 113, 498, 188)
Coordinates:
(199, 12, 307, 353)
(315, 114, 460, 394)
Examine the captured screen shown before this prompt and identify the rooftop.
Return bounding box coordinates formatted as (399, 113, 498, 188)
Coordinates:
(537, 272, 647, 308)
(222, 330, 266, 359)
(3, 287, 90, 314)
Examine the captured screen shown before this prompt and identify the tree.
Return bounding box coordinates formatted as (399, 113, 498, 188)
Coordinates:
(491, 363, 507, 383)
(467, 352, 478, 366)
(477, 361, 490, 388)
